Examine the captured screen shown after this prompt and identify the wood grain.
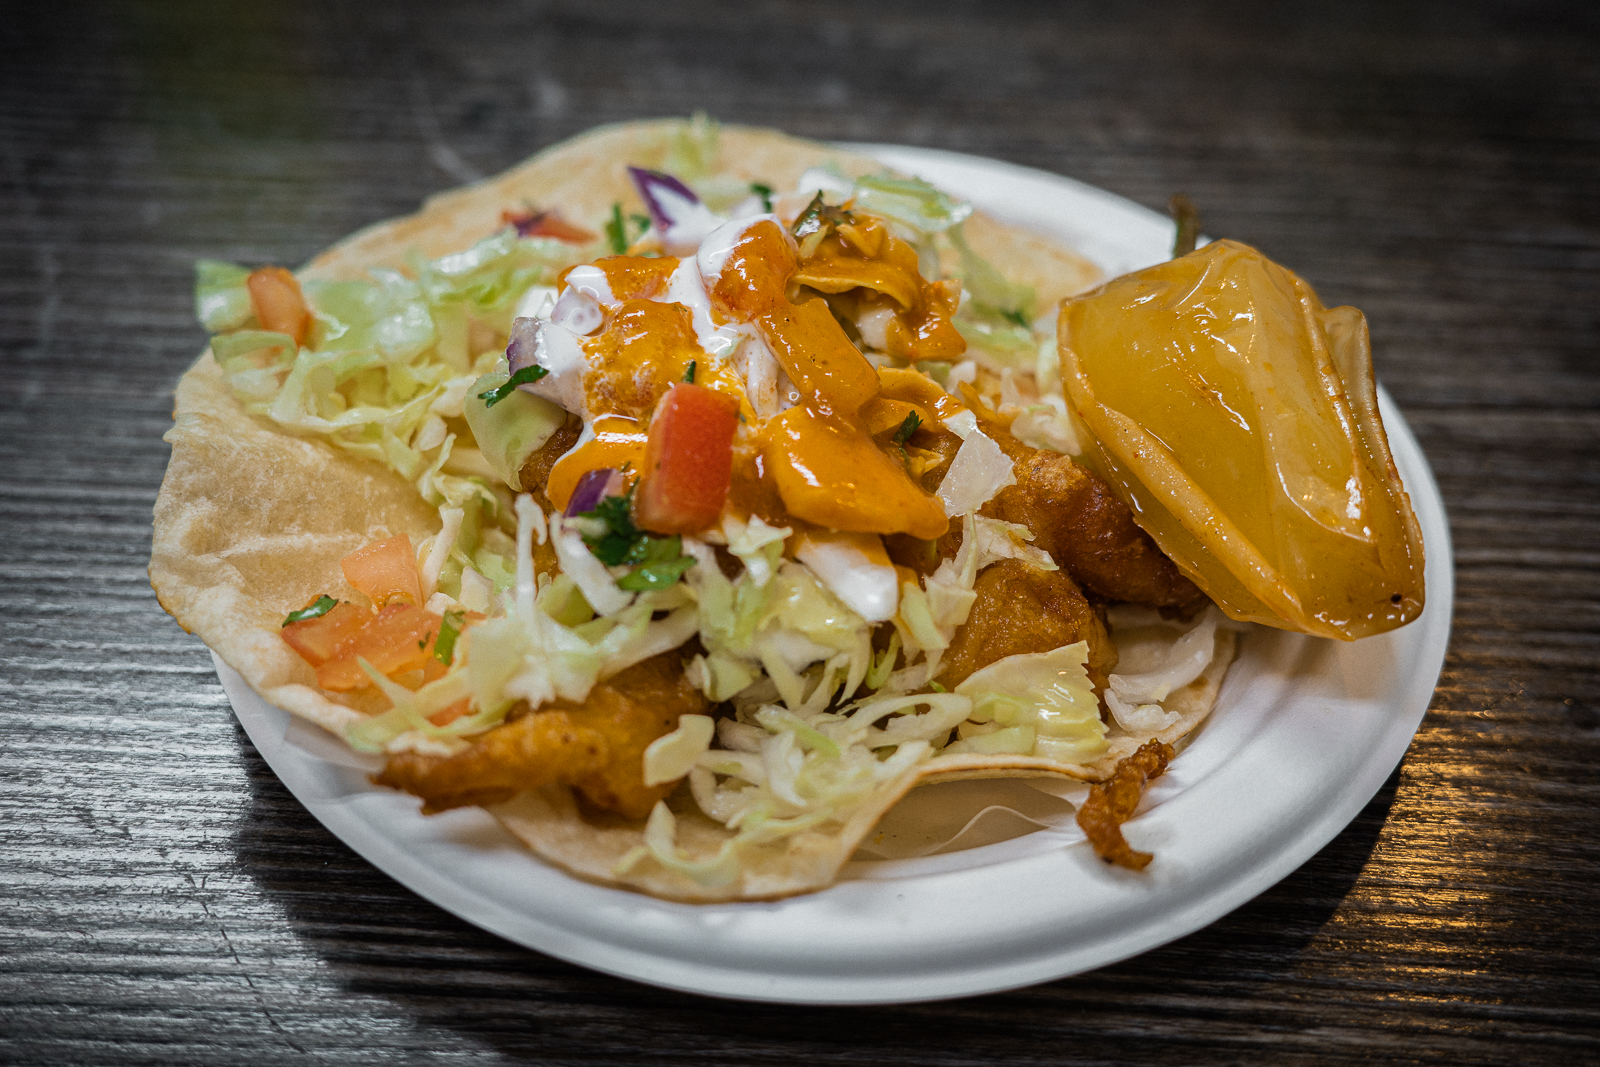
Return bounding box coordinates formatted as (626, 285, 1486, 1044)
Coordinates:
(3, 0, 1598, 1062)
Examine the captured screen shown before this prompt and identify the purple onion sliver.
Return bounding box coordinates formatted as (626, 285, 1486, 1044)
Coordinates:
(565, 468, 626, 517)
(505, 316, 540, 373)
(551, 288, 604, 336)
(628, 166, 701, 231)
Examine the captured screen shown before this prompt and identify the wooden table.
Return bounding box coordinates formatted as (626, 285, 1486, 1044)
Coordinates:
(4, 1, 1597, 1062)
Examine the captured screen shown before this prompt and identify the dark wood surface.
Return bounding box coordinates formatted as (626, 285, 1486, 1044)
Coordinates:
(4, 1, 1598, 1062)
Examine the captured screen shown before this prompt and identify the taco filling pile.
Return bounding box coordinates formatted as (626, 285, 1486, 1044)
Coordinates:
(152, 118, 1423, 901)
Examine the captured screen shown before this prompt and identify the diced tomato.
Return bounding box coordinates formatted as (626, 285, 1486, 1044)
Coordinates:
(314, 603, 442, 692)
(341, 535, 421, 608)
(502, 208, 596, 244)
(427, 698, 472, 726)
(635, 383, 741, 534)
(247, 266, 310, 344)
(280, 600, 373, 666)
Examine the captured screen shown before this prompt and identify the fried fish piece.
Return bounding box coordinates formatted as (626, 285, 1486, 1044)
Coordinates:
(517, 410, 583, 494)
(374, 650, 709, 818)
(1075, 739, 1174, 870)
(986, 433, 1208, 613)
(937, 558, 1117, 692)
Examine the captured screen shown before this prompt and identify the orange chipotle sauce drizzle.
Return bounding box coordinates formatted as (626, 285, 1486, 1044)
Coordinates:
(547, 218, 966, 538)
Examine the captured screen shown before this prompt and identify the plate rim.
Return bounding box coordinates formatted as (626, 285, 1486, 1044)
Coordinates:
(215, 143, 1454, 1005)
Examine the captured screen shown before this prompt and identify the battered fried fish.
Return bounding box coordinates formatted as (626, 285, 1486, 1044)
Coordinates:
(1075, 739, 1174, 869)
(937, 558, 1117, 691)
(374, 650, 709, 818)
(986, 432, 1208, 613)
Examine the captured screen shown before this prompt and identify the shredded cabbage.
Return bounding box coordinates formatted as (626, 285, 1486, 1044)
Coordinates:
(945, 642, 1107, 760)
(644, 714, 716, 785)
(936, 429, 1016, 518)
(462, 366, 568, 489)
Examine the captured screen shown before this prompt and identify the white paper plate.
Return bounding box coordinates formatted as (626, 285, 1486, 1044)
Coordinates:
(216, 145, 1453, 1005)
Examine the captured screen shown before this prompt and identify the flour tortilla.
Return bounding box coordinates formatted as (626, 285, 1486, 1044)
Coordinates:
(151, 118, 1227, 902)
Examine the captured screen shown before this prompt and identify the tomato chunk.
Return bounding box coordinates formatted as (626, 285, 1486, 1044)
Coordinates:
(341, 535, 421, 608)
(314, 603, 442, 692)
(247, 266, 310, 344)
(502, 208, 596, 244)
(280, 600, 371, 666)
(635, 383, 740, 534)
(428, 697, 472, 726)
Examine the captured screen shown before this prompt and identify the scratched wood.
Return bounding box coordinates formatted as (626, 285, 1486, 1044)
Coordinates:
(3, 0, 1598, 1063)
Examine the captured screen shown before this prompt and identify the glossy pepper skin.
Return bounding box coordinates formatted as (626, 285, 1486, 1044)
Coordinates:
(1059, 239, 1424, 640)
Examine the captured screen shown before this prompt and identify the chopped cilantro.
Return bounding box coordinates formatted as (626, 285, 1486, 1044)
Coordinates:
(790, 193, 854, 258)
(433, 610, 464, 665)
(282, 595, 337, 627)
(417, 631, 432, 651)
(606, 205, 653, 254)
(999, 307, 1030, 328)
(580, 491, 642, 566)
(683, 360, 697, 384)
(578, 488, 698, 591)
(604, 203, 629, 254)
(750, 182, 774, 212)
(892, 411, 922, 445)
(791, 192, 826, 239)
(478, 364, 548, 408)
(617, 555, 697, 591)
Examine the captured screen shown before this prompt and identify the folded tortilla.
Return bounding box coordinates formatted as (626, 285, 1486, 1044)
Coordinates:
(152, 118, 1232, 902)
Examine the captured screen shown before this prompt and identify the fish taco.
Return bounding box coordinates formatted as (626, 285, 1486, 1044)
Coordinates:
(152, 116, 1421, 901)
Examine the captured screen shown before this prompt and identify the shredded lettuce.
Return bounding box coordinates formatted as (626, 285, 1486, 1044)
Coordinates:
(195, 260, 256, 333)
(461, 367, 567, 490)
(643, 714, 715, 785)
(947, 223, 1034, 319)
(852, 174, 973, 237)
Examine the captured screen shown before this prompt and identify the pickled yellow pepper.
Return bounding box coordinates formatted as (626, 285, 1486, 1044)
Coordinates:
(1058, 239, 1425, 640)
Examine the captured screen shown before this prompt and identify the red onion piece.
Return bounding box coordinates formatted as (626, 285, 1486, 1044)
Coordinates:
(627, 166, 724, 255)
(506, 316, 540, 373)
(566, 467, 627, 518)
(550, 287, 603, 335)
(565, 468, 627, 517)
(628, 167, 700, 229)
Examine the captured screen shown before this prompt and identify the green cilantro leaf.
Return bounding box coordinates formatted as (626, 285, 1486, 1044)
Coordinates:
(282, 595, 338, 627)
(892, 411, 922, 445)
(478, 365, 548, 408)
(751, 182, 774, 212)
(683, 359, 697, 384)
(578, 488, 697, 590)
(999, 307, 1030, 328)
(616, 556, 697, 592)
(605, 203, 629, 254)
(579, 495, 639, 566)
(433, 610, 464, 665)
(790, 192, 826, 239)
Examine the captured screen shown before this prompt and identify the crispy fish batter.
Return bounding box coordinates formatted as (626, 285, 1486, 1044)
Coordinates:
(937, 558, 1117, 691)
(517, 410, 582, 494)
(1075, 739, 1174, 870)
(986, 432, 1208, 613)
(374, 651, 708, 818)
